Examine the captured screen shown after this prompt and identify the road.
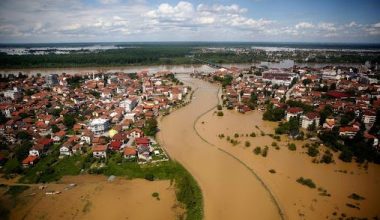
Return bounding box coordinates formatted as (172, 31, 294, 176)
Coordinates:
(157, 74, 282, 220)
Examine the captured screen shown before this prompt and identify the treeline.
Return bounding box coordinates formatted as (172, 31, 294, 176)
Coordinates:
(0, 47, 195, 68)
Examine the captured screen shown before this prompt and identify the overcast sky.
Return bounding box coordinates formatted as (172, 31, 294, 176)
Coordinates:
(0, 0, 379, 43)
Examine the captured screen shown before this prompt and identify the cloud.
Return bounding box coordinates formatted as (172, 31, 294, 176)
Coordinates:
(99, 0, 120, 4)
(0, 0, 378, 43)
(317, 22, 336, 32)
(295, 22, 314, 29)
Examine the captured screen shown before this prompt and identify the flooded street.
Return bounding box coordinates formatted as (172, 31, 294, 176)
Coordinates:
(157, 74, 282, 220)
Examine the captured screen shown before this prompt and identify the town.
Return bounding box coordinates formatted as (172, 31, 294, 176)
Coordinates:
(0, 70, 190, 180)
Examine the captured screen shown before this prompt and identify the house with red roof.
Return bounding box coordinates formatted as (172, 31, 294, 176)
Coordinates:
(286, 107, 303, 121)
(135, 137, 150, 146)
(301, 112, 320, 129)
(339, 126, 360, 138)
(362, 110, 376, 126)
(92, 145, 107, 158)
(22, 155, 39, 167)
(126, 128, 144, 139)
(109, 141, 122, 151)
(53, 130, 66, 142)
(123, 147, 137, 159)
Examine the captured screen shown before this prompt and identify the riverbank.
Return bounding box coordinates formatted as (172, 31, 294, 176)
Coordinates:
(195, 109, 380, 219)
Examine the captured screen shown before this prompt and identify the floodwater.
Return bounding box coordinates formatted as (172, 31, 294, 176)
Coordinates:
(0, 64, 251, 76)
(6, 175, 182, 220)
(157, 74, 282, 220)
(196, 108, 380, 219)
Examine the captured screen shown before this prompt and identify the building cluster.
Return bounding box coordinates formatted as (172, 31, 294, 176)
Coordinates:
(0, 70, 188, 167)
(194, 63, 380, 151)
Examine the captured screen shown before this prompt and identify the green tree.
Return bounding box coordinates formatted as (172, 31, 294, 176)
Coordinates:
(0, 111, 7, 124)
(263, 105, 285, 121)
(17, 131, 32, 140)
(143, 118, 158, 136)
(51, 124, 60, 133)
(14, 141, 33, 162)
(302, 78, 312, 86)
(307, 120, 317, 131)
(63, 114, 76, 128)
(4, 158, 22, 174)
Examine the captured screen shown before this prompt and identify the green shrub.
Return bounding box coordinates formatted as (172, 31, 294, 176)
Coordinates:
(320, 150, 333, 164)
(249, 132, 256, 137)
(253, 147, 261, 155)
(307, 146, 319, 157)
(269, 169, 276, 174)
(262, 146, 269, 157)
(217, 111, 224, 116)
(152, 192, 160, 200)
(271, 142, 278, 147)
(348, 193, 365, 201)
(245, 141, 251, 147)
(5, 185, 30, 197)
(288, 143, 297, 151)
(296, 177, 316, 188)
(144, 173, 155, 181)
(217, 105, 222, 110)
(234, 133, 239, 138)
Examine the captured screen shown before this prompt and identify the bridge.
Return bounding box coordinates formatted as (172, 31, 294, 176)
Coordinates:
(192, 57, 227, 69)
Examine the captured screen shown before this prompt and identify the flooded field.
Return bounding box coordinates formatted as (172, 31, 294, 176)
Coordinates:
(3, 175, 181, 220)
(196, 108, 380, 219)
(158, 75, 282, 220)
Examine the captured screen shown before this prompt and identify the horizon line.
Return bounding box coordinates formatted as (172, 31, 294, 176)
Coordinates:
(1, 41, 380, 45)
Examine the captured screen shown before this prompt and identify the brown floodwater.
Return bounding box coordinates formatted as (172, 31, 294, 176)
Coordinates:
(157, 75, 282, 220)
(195, 108, 380, 220)
(5, 175, 181, 220)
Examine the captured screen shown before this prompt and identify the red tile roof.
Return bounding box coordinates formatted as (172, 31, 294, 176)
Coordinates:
(93, 145, 107, 152)
(135, 137, 150, 145)
(22, 155, 38, 164)
(123, 147, 137, 156)
(287, 107, 303, 114)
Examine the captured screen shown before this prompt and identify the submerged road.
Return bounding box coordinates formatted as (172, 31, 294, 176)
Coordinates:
(157, 74, 283, 220)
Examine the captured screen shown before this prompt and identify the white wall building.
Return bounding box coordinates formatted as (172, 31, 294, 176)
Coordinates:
(120, 98, 138, 112)
(88, 118, 110, 135)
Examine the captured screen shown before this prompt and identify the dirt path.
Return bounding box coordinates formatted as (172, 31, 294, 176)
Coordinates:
(157, 74, 282, 220)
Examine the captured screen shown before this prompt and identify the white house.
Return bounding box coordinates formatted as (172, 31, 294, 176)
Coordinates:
(60, 145, 72, 156)
(92, 145, 107, 158)
(339, 126, 360, 138)
(88, 118, 110, 135)
(169, 88, 182, 101)
(301, 112, 320, 129)
(3, 87, 22, 100)
(126, 128, 144, 139)
(286, 107, 303, 121)
(362, 111, 376, 125)
(124, 113, 137, 122)
(120, 98, 138, 112)
(29, 148, 41, 157)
